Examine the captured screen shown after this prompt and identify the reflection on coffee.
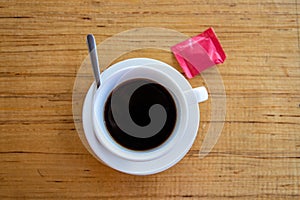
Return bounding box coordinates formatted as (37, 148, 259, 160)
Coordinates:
(104, 78, 177, 151)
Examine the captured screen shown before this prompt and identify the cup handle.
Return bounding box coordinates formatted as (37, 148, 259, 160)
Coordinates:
(192, 86, 208, 103)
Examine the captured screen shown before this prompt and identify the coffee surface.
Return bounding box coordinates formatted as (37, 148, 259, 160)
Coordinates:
(104, 78, 177, 151)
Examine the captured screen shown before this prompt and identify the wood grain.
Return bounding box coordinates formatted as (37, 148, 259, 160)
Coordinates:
(0, 0, 299, 199)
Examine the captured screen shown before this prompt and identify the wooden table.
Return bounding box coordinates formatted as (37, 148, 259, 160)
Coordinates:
(1, 0, 299, 199)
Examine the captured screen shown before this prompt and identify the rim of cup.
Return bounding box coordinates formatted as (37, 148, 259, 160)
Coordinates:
(92, 64, 193, 162)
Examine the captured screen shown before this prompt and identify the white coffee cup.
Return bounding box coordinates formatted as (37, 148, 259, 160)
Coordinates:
(82, 58, 208, 175)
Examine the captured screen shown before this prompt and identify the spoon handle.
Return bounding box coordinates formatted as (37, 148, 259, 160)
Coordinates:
(87, 34, 101, 88)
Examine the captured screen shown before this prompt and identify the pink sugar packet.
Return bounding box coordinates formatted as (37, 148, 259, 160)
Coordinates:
(171, 27, 226, 78)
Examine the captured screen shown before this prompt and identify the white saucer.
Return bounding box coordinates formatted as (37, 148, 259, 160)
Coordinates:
(82, 58, 200, 175)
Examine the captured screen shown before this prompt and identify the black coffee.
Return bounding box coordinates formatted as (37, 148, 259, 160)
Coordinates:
(104, 78, 177, 151)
